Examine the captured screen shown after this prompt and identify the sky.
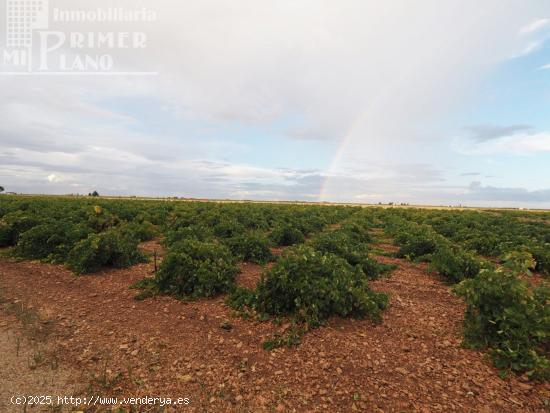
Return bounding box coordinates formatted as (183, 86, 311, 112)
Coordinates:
(0, 0, 549, 208)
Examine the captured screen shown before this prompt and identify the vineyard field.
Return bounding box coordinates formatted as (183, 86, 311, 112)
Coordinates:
(0, 195, 549, 412)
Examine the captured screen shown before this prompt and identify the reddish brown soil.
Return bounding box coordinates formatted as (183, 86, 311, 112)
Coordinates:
(138, 238, 166, 257)
(270, 246, 286, 256)
(1, 251, 549, 412)
(236, 262, 266, 289)
(375, 243, 400, 254)
(520, 272, 549, 288)
(236, 244, 286, 289)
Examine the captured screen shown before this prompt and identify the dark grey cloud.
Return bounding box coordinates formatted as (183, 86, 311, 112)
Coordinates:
(0, 128, 83, 154)
(463, 124, 532, 142)
(465, 181, 550, 202)
(0, 156, 94, 175)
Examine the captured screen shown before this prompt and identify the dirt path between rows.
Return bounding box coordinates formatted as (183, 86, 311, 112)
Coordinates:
(0, 245, 549, 412)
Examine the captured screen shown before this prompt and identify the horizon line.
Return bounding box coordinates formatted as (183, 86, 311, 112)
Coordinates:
(1, 192, 549, 212)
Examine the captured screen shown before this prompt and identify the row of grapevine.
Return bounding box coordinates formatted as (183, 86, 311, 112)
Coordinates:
(379, 209, 550, 380)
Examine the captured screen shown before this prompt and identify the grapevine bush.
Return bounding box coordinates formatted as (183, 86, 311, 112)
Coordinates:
(311, 230, 387, 279)
(393, 225, 439, 260)
(255, 245, 388, 326)
(212, 218, 245, 239)
(86, 206, 120, 232)
(119, 220, 158, 242)
(464, 234, 503, 257)
(455, 269, 550, 379)
(223, 232, 273, 264)
(339, 221, 373, 243)
(15, 222, 91, 263)
(269, 224, 305, 246)
(430, 244, 481, 283)
(164, 224, 214, 245)
(0, 211, 40, 246)
(67, 228, 146, 274)
(532, 246, 550, 277)
(155, 239, 238, 298)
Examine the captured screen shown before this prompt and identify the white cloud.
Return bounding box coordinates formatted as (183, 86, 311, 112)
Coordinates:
(511, 17, 550, 59)
(155, 1, 544, 139)
(1, 1, 549, 206)
(510, 40, 544, 58)
(519, 18, 550, 34)
(47, 174, 63, 183)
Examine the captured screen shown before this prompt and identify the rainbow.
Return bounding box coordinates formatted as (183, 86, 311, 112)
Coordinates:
(318, 71, 411, 202)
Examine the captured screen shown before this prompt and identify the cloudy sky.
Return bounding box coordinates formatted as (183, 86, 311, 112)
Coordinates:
(1, 0, 549, 207)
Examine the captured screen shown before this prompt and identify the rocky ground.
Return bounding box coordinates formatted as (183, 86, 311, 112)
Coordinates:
(0, 237, 549, 412)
